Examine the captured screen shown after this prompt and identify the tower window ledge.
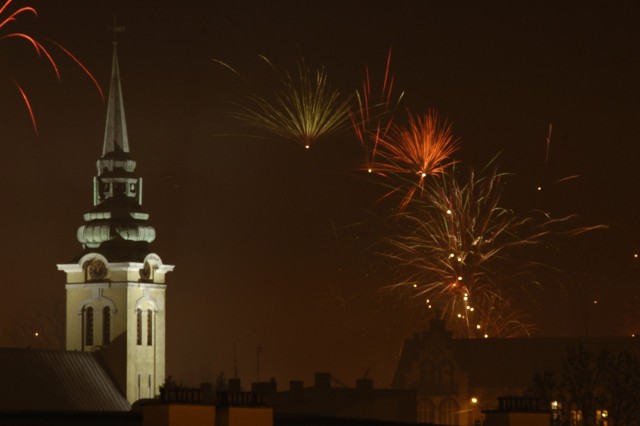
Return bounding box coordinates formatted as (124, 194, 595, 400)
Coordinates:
(84, 212, 112, 221)
(129, 212, 149, 220)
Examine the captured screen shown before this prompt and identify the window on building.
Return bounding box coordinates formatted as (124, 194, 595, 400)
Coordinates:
(439, 398, 459, 426)
(147, 309, 153, 346)
(103, 306, 111, 345)
(136, 308, 142, 345)
(85, 306, 94, 346)
(418, 397, 435, 423)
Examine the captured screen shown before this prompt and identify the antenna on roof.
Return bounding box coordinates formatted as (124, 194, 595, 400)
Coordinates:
(233, 343, 239, 379)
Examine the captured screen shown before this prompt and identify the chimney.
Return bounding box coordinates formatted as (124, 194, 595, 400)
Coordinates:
(314, 372, 331, 389)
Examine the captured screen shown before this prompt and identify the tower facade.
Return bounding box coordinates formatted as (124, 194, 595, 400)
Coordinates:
(57, 42, 173, 404)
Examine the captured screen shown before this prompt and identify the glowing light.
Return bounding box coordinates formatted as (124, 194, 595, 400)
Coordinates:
(484, 334, 489, 338)
(634, 253, 638, 258)
(449, 253, 455, 258)
(446, 209, 452, 215)
(476, 324, 481, 329)
(34, 332, 39, 337)
(471, 397, 478, 404)
(457, 276, 463, 281)
(537, 186, 542, 191)
(593, 300, 598, 304)
(412, 283, 417, 288)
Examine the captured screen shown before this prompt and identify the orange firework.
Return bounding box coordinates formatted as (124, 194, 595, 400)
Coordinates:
(371, 110, 459, 210)
(0, 0, 103, 134)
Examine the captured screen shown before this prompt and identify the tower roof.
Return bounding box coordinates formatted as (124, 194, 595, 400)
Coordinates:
(75, 40, 155, 259)
(102, 42, 129, 156)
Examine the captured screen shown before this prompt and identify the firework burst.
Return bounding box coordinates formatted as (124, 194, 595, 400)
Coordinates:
(385, 164, 577, 338)
(371, 110, 459, 210)
(232, 57, 352, 149)
(0, 0, 102, 134)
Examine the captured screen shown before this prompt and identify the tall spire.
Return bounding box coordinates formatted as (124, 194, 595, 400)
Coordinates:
(102, 41, 129, 156)
(75, 37, 156, 261)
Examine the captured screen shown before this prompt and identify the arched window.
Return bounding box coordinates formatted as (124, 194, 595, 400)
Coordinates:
(439, 398, 459, 426)
(136, 309, 142, 346)
(418, 397, 435, 423)
(103, 306, 111, 345)
(84, 306, 94, 346)
(147, 309, 153, 346)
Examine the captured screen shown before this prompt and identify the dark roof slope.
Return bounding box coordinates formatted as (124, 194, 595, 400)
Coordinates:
(0, 348, 130, 412)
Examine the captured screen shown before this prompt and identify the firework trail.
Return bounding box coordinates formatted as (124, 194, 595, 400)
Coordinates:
(0, 0, 102, 134)
(536, 123, 580, 192)
(351, 48, 404, 170)
(231, 57, 352, 149)
(370, 110, 459, 211)
(384, 163, 580, 338)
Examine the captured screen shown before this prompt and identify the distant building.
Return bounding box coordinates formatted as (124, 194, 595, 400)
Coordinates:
(391, 317, 639, 425)
(255, 372, 417, 424)
(482, 397, 553, 426)
(56, 39, 173, 405)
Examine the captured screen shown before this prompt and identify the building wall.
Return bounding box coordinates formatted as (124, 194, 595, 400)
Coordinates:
(484, 412, 551, 426)
(143, 404, 216, 426)
(218, 407, 273, 426)
(60, 255, 169, 404)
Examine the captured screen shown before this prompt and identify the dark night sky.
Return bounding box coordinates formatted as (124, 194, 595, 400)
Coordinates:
(1, 1, 639, 388)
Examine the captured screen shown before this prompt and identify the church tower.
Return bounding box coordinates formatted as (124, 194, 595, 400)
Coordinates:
(57, 40, 173, 404)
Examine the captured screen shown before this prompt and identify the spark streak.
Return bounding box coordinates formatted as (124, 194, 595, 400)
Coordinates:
(351, 48, 404, 170)
(0, 0, 102, 133)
